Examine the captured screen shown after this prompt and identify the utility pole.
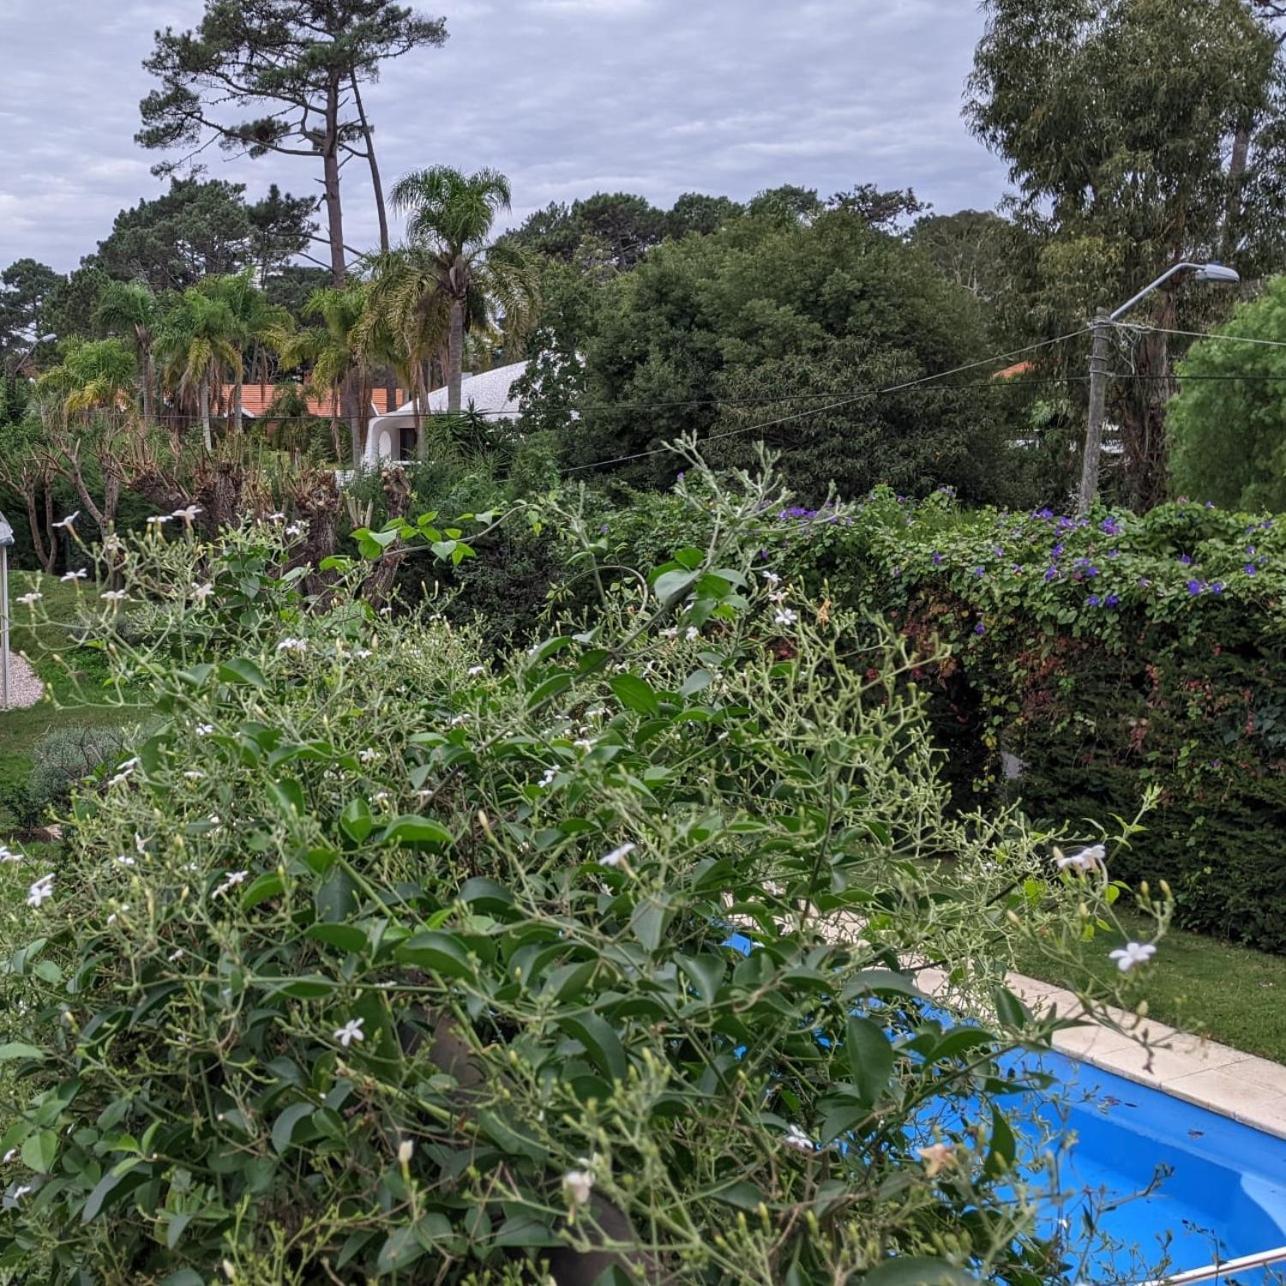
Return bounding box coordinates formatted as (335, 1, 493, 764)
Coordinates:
(1077, 310, 1111, 517)
(0, 511, 12, 711)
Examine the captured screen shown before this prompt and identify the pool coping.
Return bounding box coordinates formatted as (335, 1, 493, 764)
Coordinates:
(917, 966, 1286, 1141)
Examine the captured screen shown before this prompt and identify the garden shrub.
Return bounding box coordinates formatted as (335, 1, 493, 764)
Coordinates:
(0, 465, 1157, 1284)
(25, 724, 134, 825)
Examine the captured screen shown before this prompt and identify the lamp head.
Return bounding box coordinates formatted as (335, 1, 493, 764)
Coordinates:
(1193, 263, 1240, 285)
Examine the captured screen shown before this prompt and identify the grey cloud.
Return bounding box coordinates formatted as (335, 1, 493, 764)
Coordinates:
(0, 0, 1008, 272)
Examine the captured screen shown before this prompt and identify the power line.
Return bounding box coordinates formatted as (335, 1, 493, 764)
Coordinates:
(1112, 321, 1286, 351)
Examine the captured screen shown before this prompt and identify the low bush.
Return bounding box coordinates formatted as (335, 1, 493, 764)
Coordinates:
(0, 466, 1157, 1284)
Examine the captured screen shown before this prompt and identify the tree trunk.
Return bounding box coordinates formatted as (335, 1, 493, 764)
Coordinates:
(232, 372, 243, 434)
(330, 395, 343, 463)
(22, 481, 52, 574)
(141, 345, 155, 427)
(416, 360, 430, 462)
(1118, 293, 1178, 511)
(41, 482, 57, 574)
(1222, 118, 1253, 261)
(447, 296, 465, 414)
(323, 71, 347, 287)
(199, 378, 213, 451)
(350, 73, 390, 255)
(343, 374, 363, 469)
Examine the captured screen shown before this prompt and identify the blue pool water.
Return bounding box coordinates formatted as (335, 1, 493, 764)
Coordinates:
(993, 1048, 1286, 1283)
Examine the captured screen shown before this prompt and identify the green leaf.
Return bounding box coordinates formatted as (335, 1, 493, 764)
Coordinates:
(0, 1042, 43, 1063)
(985, 1105, 1016, 1179)
(541, 960, 596, 1003)
(680, 668, 714, 697)
(653, 569, 698, 603)
(339, 798, 374, 844)
(240, 872, 284, 911)
(610, 674, 660, 717)
(845, 1016, 895, 1108)
(993, 985, 1030, 1029)
(81, 1167, 147, 1223)
(160, 1271, 206, 1286)
(394, 931, 474, 979)
(266, 777, 304, 816)
(315, 868, 357, 922)
(861, 1258, 976, 1284)
(269, 976, 336, 999)
(459, 878, 514, 914)
(630, 895, 671, 951)
(710, 1180, 764, 1210)
(217, 658, 266, 689)
(165, 1212, 195, 1251)
(22, 1128, 57, 1173)
(271, 1102, 314, 1154)
(306, 924, 367, 954)
(677, 953, 725, 1003)
(379, 815, 453, 846)
(558, 1014, 627, 1083)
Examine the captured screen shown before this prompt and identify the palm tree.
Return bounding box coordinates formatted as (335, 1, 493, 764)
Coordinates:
(279, 282, 373, 466)
(155, 289, 240, 451)
(95, 281, 162, 427)
(198, 272, 292, 431)
(388, 166, 538, 415)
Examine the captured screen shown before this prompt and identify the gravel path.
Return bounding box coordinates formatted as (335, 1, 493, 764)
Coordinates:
(0, 651, 44, 709)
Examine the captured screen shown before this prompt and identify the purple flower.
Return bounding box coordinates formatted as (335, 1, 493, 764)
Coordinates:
(676, 471, 685, 482)
(1051, 543, 1065, 559)
(1044, 567, 1058, 582)
(1186, 579, 1203, 596)
(1178, 553, 1193, 566)
(931, 552, 944, 566)
(1087, 594, 1101, 607)
(993, 545, 1005, 558)
(1247, 546, 1257, 557)
(974, 620, 986, 636)
(1100, 517, 1121, 535)
(1104, 593, 1120, 608)
(1086, 565, 1100, 578)
(1245, 563, 1258, 576)
(1107, 549, 1120, 559)
(1204, 501, 1215, 509)
(1211, 581, 1225, 595)
(972, 566, 986, 578)
(1057, 516, 1074, 532)
(1033, 507, 1055, 520)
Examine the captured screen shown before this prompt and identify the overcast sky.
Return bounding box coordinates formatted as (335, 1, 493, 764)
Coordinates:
(0, 0, 1009, 273)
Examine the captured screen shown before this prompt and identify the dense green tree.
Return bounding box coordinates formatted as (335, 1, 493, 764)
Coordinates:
(0, 259, 61, 364)
(827, 183, 928, 231)
(197, 272, 293, 428)
(138, 2, 447, 284)
(95, 281, 164, 426)
(666, 193, 744, 239)
(42, 266, 112, 346)
(1168, 275, 1286, 509)
(388, 166, 538, 414)
(91, 178, 313, 293)
(555, 207, 1022, 501)
(967, 0, 1286, 509)
(156, 289, 241, 450)
(745, 184, 825, 225)
(36, 339, 137, 418)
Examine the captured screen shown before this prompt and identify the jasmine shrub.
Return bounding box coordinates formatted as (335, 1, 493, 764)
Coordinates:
(0, 462, 1164, 1284)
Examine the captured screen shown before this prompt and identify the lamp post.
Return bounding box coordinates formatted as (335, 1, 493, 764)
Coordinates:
(0, 510, 13, 711)
(1076, 262, 1241, 516)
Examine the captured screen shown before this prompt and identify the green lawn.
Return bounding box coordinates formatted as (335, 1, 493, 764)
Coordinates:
(1, 570, 142, 832)
(1013, 911, 1286, 1065)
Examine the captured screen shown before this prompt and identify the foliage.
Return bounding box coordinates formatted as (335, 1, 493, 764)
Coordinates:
(0, 259, 61, 364)
(765, 491, 1286, 951)
(0, 462, 1159, 1283)
(967, 0, 1286, 508)
(1169, 275, 1286, 510)
(0, 724, 133, 832)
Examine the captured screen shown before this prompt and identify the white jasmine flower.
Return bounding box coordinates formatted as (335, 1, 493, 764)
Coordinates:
(353, 647, 373, 659)
(192, 583, 214, 603)
(372, 791, 391, 806)
(267, 512, 285, 522)
(214, 870, 248, 898)
(358, 748, 379, 763)
(467, 665, 485, 676)
(685, 626, 700, 641)
(599, 842, 635, 868)
(918, 1142, 955, 1176)
(26, 874, 55, 908)
(285, 522, 306, 537)
(0, 847, 21, 865)
(449, 713, 469, 727)
(1055, 844, 1105, 873)
(276, 637, 307, 653)
(183, 770, 205, 781)
(168, 949, 184, 962)
(562, 1169, 594, 1205)
(1109, 941, 1157, 973)
(660, 627, 678, 639)
(782, 1124, 815, 1153)
(540, 767, 558, 787)
(11, 1185, 31, 1200)
(397, 1139, 414, 1165)
(134, 833, 148, 855)
(146, 515, 172, 527)
(761, 571, 781, 586)
(773, 608, 798, 627)
(115, 855, 136, 868)
(51, 511, 79, 530)
(100, 590, 128, 604)
(2, 1149, 16, 1163)
(574, 738, 594, 752)
(172, 505, 202, 523)
(60, 569, 87, 582)
(15, 592, 42, 607)
(333, 1018, 365, 1048)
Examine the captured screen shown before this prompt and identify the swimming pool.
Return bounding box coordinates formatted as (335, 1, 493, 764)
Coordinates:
(1005, 1047, 1286, 1284)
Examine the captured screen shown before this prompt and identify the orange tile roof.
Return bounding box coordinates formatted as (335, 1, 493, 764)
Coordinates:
(993, 361, 1035, 380)
(223, 385, 405, 419)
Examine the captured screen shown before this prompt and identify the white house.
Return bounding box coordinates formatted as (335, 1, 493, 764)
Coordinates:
(362, 360, 530, 468)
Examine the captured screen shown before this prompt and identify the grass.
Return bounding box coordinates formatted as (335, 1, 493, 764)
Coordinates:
(1013, 910, 1286, 1065)
(1, 569, 142, 832)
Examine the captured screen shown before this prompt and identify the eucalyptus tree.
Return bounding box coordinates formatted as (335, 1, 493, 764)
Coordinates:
(967, 0, 1286, 508)
(138, 2, 448, 285)
(95, 281, 163, 427)
(388, 166, 539, 414)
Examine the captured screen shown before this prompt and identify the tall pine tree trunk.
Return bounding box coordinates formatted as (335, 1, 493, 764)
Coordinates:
(323, 71, 347, 287)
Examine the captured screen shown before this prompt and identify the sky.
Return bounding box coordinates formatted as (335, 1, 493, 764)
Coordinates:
(0, 0, 1010, 273)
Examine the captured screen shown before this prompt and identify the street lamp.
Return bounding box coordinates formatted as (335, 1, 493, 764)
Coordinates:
(1076, 262, 1241, 515)
(0, 510, 12, 711)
